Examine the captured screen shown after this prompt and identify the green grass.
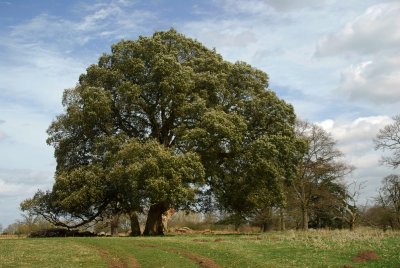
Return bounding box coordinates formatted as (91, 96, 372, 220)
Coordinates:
(1, 229, 399, 267)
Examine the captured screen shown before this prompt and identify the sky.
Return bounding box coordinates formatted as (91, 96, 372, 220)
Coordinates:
(0, 0, 399, 228)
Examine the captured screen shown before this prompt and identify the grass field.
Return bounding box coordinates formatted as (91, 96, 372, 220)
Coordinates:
(1, 229, 399, 268)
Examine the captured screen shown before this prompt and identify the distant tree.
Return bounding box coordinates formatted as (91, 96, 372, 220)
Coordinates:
(361, 205, 395, 231)
(374, 115, 400, 168)
(338, 181, 365, 231)
(292, 120, 353, 230)
(377, 174, 400, 229)
(207, 131, 303, 231)
(22, 29, 300, 235)
(311, 180, 365, 231)
(307, 180, 348, 229)
(250, 206, 281, 232)
(3, 214, 54, 235)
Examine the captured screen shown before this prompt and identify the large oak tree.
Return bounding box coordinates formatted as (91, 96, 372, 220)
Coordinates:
(22, 29, 300, 235)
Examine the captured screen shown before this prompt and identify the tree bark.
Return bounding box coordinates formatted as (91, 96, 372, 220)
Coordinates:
(143, 202, 169, 236)
(301, 206, 308, 231)
(110, 214, 120, 236)
(129, 211, 141, 236)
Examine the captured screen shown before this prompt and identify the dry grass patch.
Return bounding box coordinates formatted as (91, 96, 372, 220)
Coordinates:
(351, 250, 381, 263)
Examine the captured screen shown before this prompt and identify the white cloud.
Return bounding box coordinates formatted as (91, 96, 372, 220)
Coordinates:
(0, 120, 7, 142)
(77, 5, 121, 31)
(0, 169, 53, 227)
(216, 0, 335, 14)
(338, 57, 400, 103)
(181, 1, 391, 122)
(9, 14, 78, 47)
(315, 2, 400, 105)
(195, 29, 257, 48)
(182, 7, 334, 94)
(6, 1, 156, 52)
(215, 0, 274, 15)
(0, 169, 53, 187)
(0, 47, 85, 112)
(0, 0, 158, 115)
(264, 0, 335, 11)
(316, 2, 400, 56)
(317, 119, 334, 131)
(0, 101, 57, 168)
(319, 116, 393, 147)
(0, 132, 6, 142)
(318, 116, 395, 202)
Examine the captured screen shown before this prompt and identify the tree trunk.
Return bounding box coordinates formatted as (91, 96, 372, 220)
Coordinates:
(162, 208, 175, 233)
(301, 206, 308, 231)
(389, 219, 394, 230)
(349, 220, 354, 231)
(261, 222, 267, 232)
(110, 214, 120, 236)
(279, 208, 285, 231)
(143, 202, 169, 236)
(261, 207, 273, 232)
(349, 212, 356, 231)
(396, 214, 400, 229)
(129, 211, 141, 236)
(234, 222, 240, 232)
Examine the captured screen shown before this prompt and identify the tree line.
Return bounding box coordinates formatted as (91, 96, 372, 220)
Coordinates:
(19, 29, 400, 235)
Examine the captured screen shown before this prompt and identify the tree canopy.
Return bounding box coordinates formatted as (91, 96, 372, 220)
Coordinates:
(22, 29, 302, 235)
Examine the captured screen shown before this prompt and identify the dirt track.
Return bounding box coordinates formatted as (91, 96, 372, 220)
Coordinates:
(138, 243, 221, 268)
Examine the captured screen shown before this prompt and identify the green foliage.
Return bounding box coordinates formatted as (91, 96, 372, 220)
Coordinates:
(110, 139, 205, 209)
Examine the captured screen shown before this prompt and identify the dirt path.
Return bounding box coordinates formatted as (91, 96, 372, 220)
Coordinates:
(97, 248, 128, 268)
(139, 244, 221, 268)
(129, 256, 142, 268)
(166, 248, 221, 268)
(86, 244, 141, 268)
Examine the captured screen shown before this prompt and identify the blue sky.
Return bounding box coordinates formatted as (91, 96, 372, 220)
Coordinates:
(0, 0, 399, 227)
